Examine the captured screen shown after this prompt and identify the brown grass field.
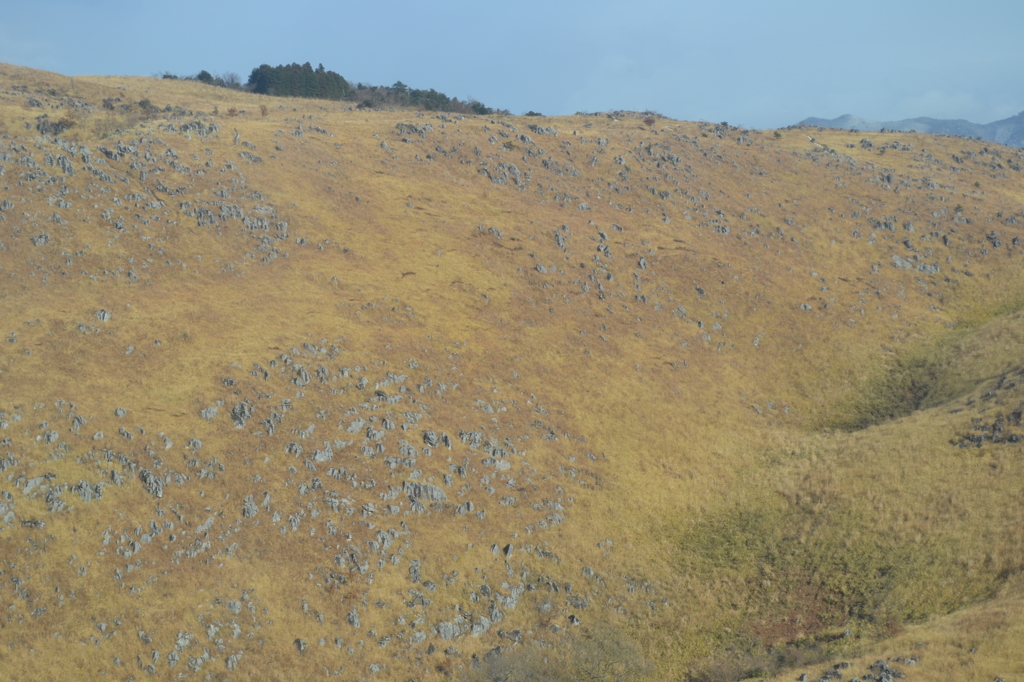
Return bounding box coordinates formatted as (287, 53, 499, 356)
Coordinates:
(0, 62, 1022, 681)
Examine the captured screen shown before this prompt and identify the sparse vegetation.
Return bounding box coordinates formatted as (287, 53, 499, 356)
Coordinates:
(461, 624, 650, 682)
(159, 69, 243, 90)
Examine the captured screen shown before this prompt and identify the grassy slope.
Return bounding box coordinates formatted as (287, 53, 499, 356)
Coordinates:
(0, 62, 1022, 680)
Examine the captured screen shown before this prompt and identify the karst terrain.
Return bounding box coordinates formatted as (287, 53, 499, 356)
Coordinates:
(1, 63, 1023, 682)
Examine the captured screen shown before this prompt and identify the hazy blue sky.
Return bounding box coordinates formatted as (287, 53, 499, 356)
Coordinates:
(1, 0, 1020, 129)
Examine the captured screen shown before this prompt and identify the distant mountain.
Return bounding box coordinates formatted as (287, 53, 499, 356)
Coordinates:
(799, 111, 1024, 147)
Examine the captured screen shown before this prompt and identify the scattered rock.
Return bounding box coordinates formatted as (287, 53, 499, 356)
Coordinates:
(404, 481, 447, 502)
(138, 468, 163, 498)
(242, 495, 258, 519)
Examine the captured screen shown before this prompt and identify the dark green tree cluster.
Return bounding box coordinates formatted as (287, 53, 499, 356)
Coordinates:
(160, 61, 507, 113)
(348, 80, 502, 114)
(246, 62, 352, 99)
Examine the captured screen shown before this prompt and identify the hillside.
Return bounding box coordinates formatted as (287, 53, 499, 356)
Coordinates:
(1, 62, 1023, 681)
(800, 111, 1024, 148)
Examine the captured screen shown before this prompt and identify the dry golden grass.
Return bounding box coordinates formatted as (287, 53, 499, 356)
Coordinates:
(0, 64, 1023, 680)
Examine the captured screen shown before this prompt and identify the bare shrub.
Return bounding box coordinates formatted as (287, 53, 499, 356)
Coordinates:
(91, 114, 140, 139)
